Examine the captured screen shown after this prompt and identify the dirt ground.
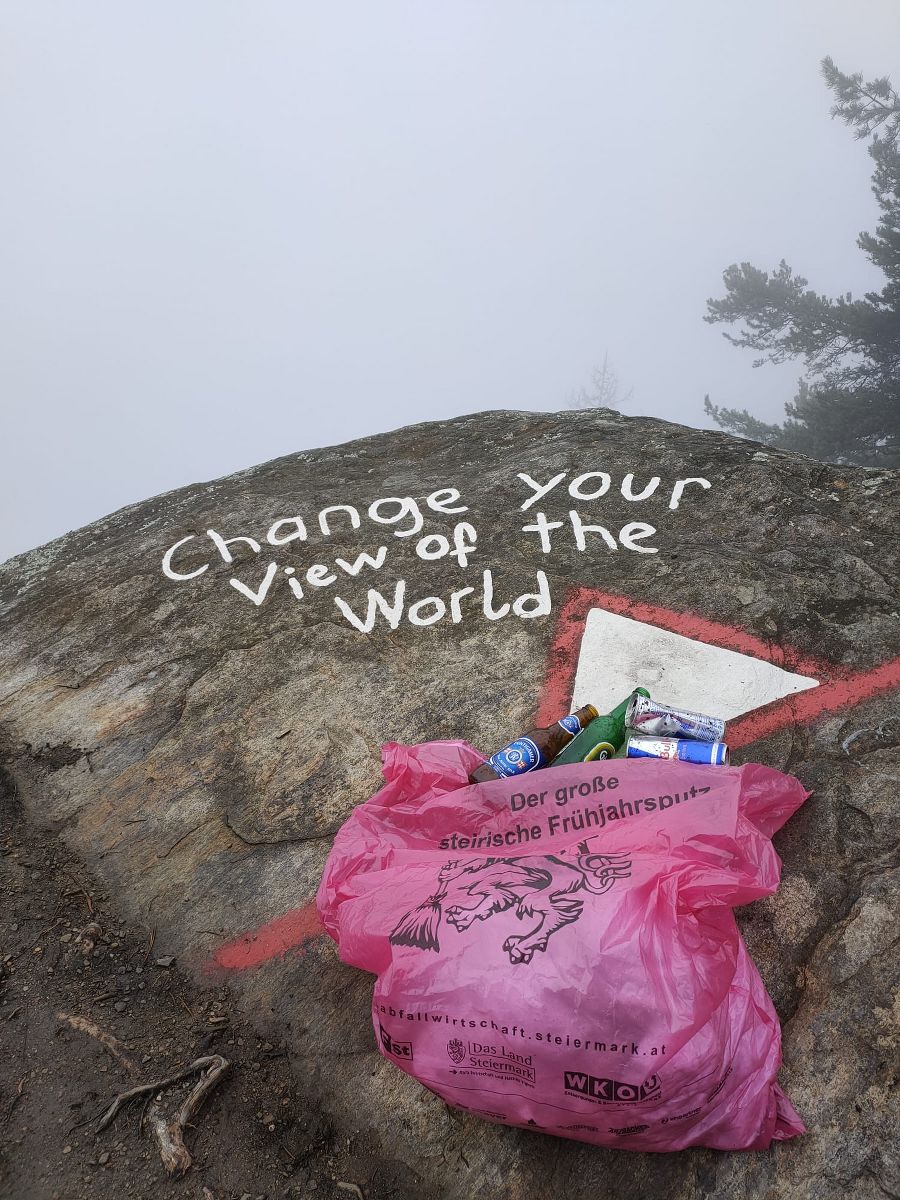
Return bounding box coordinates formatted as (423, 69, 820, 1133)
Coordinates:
(0, 775, 427, 1200)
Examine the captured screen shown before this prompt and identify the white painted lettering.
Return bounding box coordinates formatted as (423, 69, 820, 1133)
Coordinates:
(162, 535, 209, 581)
(669, 477, 711, 510)
(522, 512, 564, 553)
(517, 471, 567, 511)
(621, 473, 661, 502)
(318, 505, 361, 536)
(334, 547, 388, 575)
(368, 496, 424, 537)
(207, 528, 261, 564)
(569, 511, 618, 551)
(513, 571, 551, 617)
(334, 581, 407, 632)
(306, 564, 337, 587)
(427, 487, 468, 514)
(451, 522, 477, 568)
(408, 597, 447, 626)
(266, 517, 307, 545)
(568, 471, 611, 501)
(482, 569, 510, 620)
(285, 568, 304, 599)
(230, 562, 278, 606)
(450, 586, 475, 623)
(618, 522, 659, 553)
(416, 534, 450, 561)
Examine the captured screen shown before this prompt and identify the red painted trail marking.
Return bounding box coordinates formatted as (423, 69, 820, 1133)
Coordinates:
(729, 659, 900, 747)
(536, 587, 827, 726)
(536, 587, 899, 745)
(210, 586, 899, 972)
(211, 902, 323, 971)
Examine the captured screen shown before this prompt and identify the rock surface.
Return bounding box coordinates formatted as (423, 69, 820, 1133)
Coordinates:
(1, 408, 898, 1199)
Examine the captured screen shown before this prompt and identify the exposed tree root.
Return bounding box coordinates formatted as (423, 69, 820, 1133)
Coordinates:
(57, 1011, 229, 1177)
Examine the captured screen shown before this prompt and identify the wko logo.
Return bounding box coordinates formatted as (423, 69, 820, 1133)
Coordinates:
(564, 1070, 660, 1104)
(379, 1023, 413, 1062)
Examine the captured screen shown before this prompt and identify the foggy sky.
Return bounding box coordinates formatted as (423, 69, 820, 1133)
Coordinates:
(3, 1, 898, 563)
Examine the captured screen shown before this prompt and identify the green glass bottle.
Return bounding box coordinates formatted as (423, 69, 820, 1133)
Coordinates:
(550, 687, 650, 766)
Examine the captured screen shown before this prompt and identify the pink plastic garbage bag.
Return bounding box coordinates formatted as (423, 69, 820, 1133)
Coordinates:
(317, 741, 809, 1152)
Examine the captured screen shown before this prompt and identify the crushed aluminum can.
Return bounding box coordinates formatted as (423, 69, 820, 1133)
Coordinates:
(626, 736, 729, 766)
(625, 694, 726, 743)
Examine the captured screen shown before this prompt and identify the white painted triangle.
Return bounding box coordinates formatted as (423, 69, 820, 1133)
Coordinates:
(571, 608, 819, 721)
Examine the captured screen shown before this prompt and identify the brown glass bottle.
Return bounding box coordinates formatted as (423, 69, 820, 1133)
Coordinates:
(469, 704, 599, 783)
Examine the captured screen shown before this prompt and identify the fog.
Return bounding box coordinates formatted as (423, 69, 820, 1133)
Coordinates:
(2, 1, 898, 562)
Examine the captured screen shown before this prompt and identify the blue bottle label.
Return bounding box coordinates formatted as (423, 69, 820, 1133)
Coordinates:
(490, 737, 544, 777)
(558, 714, 581, 735)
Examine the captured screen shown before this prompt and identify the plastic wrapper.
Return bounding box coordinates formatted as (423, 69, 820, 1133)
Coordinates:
(317, 740, 809, 1151)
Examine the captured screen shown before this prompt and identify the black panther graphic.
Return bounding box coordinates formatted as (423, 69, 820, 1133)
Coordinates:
(389, 842, 631, 964)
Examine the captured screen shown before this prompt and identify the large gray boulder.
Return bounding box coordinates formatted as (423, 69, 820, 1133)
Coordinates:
(1, 408, 898, 1199)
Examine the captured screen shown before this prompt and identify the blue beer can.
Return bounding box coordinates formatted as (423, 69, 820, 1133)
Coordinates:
(626, 736, 729, 766)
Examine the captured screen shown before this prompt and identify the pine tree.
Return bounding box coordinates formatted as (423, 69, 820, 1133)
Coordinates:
(704, 58, 900, 466)
(568, 354, 634, 411)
